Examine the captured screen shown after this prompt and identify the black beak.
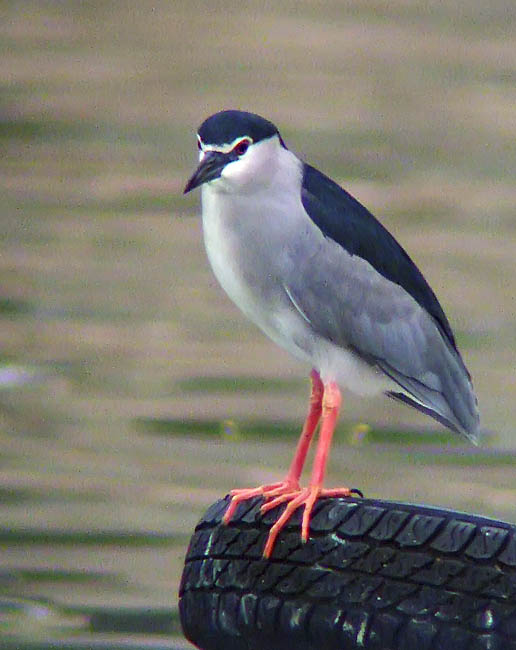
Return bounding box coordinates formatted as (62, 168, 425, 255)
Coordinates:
(183, 151, 229, 194)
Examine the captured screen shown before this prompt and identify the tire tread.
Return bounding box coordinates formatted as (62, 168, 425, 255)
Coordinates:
(179, 496, 516, 649)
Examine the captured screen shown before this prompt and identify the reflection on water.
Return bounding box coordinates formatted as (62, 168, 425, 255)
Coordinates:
(0, 595, 186, 648)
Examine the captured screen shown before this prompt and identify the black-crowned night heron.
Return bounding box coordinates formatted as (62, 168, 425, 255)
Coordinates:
(184, 110, 480, 557)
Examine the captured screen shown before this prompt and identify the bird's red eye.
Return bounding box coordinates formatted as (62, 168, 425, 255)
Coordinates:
(233, 139, 250, 156)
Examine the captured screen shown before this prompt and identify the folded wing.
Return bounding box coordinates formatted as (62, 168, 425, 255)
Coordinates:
(288, 164, 479, 441)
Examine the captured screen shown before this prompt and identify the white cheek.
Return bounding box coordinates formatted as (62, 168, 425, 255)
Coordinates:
(216, 137, 281, 191)
(221, 158, 253, 185)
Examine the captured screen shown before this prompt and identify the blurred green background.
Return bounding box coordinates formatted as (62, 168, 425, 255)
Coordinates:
(1, 0, 515, 646)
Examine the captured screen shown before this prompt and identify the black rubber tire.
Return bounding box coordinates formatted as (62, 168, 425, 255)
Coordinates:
(179, 495, 516, 650)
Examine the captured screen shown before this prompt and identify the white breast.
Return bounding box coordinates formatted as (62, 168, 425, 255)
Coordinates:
(202, 195, 258, 322)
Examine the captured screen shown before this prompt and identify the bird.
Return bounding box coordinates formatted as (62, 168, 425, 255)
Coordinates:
(184, 109, 480, 558)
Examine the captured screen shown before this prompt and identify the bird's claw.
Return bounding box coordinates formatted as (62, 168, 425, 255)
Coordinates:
(262, 484, 356, 558)
(223, 479, 363, 558)
(223, 479, 300, 525)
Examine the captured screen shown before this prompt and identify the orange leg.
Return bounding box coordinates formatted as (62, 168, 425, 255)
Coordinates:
(262, 381, 353, 558)
(222, 370, 324, 525)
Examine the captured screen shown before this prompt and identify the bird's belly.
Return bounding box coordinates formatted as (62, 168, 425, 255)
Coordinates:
(311, 337, 394, 396)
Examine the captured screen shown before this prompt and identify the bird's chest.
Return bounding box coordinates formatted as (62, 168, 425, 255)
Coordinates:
(201, 190, 284, 325)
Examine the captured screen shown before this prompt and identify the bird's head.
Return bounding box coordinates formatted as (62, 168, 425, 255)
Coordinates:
(184, 110, 287, 195)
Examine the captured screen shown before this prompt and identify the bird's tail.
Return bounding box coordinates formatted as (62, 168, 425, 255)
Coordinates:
(381, 350, 480, 444)
(386, 391, 480, 444)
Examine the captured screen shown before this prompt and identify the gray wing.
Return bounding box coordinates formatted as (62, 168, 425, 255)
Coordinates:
(283, 231, 480, 442)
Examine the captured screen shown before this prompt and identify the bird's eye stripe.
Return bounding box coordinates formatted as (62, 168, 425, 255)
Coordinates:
(201, 137, 254, 154)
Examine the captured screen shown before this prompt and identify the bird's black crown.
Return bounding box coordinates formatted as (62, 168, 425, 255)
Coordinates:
(198, 110, 281, 146)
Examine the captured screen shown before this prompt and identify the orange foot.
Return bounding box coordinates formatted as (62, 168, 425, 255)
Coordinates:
(222, 479, 300, 526)
(261, 485, 355, 558)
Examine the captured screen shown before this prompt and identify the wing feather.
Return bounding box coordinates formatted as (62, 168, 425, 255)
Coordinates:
(286, 165, 480, 440)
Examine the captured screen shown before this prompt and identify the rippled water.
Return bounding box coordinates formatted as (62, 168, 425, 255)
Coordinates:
(1, 1, 515, 646)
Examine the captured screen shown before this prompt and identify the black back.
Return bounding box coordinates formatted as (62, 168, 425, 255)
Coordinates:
(301, 163, 458, 351)
(198, 110, 280, 146)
